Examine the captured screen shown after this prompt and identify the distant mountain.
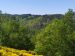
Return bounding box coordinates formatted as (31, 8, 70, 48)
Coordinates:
(0, 13, 64, 29)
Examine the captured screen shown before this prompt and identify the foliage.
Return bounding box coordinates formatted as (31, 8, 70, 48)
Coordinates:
(0, 9, 75, 56)
(0, 46, 43, 56)
(34, 9, 75, 56)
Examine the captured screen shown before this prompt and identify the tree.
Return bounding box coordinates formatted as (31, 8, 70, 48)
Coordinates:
(34, 9, 75, 56)
(0, 19, 34, 50)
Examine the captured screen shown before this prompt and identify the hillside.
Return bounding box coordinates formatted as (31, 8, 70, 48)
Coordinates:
(0, 9, 75, 56)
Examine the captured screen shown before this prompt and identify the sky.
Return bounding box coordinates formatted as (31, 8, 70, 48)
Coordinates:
(0, 0, 75, 15)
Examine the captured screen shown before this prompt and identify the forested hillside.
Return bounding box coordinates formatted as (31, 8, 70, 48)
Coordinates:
(0, 9, 75, 56)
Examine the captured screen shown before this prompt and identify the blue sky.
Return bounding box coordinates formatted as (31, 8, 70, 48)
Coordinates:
(0, 0, 75, 15)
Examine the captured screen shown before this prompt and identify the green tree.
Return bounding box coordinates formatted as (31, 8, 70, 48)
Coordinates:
(34, 9, 75, 56)
(0, 19, 34, 50)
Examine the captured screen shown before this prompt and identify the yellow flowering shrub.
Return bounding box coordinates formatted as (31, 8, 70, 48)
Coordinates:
(0, 46, 43, 56)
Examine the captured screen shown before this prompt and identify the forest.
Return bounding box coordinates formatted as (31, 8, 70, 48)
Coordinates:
(0, 9, 75, 56)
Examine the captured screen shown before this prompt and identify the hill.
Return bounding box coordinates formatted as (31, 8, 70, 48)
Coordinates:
(0, 9, 75, 56)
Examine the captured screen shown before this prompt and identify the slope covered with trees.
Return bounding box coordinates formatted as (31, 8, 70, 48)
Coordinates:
(0, 9, 75, 56)
(34, 9, 75, 56)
